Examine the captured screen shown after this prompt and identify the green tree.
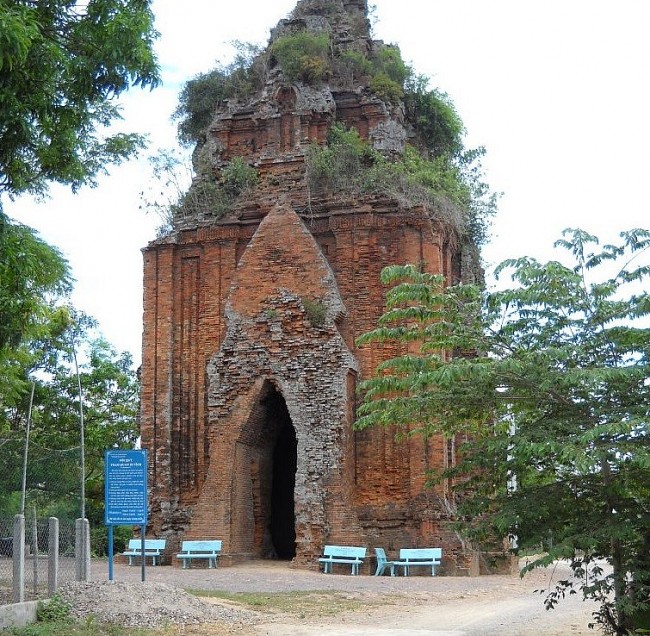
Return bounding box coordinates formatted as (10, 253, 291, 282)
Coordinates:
(356, 229, 650, 635)
(0, 216, 72, 411)
(0, 309, 140, 521)
(0, 0, 156, 415)
(173, 41, 264, 146)
(0, 0, 160, 199)
(0, 215, 71, 350)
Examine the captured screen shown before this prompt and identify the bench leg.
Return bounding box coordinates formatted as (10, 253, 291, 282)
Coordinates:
(375, 563, 397, 576)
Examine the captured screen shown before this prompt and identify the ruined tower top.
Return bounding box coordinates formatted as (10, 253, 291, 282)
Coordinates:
(270, 0, 374, 74)
(289, 0, 369, 18)
(170, 0, 479, 283)
(173, 0, 408, 230)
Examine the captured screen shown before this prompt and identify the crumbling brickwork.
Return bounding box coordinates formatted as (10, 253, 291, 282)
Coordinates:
(139, 0, 500, 575)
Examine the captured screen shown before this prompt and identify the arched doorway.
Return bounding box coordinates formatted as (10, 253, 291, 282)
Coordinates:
(237, 381, 296, 560)
(269, 396, 297, 559)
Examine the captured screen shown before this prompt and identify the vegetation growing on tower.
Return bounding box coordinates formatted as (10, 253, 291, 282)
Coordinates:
(170, 5, 497, 250)
(271, 31, 332, 84)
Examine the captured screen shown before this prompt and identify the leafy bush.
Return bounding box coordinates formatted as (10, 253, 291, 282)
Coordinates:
(292, 0, 341, 18)
(333, 50, 373, 87)
(271, 31, 331, 84)
(366, 45, 411, 104)
(221, 157, 259, 197)
(171, 179, 229, 226)
(306, 123, 378, 192)
(176, 156, 258, 223)
(369, 73, 403, 104)
(306, 123, 493, 246)
(374, 45, 410, 86)
(404, 75, 465, 159)
(142, 149, 260, 232)
(89, 524, 133, 557)
(174, 42, 265, 145)
(37, 594, 72, 624)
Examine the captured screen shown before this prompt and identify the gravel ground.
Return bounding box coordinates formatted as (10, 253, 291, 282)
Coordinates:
(56, 580, 260, 629)
(56, 558, 603, 635)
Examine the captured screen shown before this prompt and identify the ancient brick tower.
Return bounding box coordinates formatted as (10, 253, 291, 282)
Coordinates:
(140, 0, 482, 574)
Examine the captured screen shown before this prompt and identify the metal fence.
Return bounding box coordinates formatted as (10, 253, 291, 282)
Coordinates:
(0, 427, 92, 606)
(0, 515, 88, 605)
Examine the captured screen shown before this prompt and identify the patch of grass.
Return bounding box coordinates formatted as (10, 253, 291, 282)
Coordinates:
(302, 298, 328, 328)
(3, 621, 154, 635)
(37, 594, 72, 624)
(189, 589, 377, 618)
(4, 596, 159, 636)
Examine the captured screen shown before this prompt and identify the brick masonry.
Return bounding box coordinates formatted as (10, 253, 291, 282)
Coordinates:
(140, 198, 488, 574)
(139, 0, 513, 576)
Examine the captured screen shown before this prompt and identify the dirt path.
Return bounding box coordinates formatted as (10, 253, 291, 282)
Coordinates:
(92, 559, 604, 635)
(255, 593, 600, 635)
(252, 564, 602, 636)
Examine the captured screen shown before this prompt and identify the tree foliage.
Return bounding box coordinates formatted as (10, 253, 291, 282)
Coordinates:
(0, 308, 140, 523)
(0, 0, 160, 200)
(356, 229, 650, 635)
(0, 214, 71, 351)
(173, 42, 264, 147)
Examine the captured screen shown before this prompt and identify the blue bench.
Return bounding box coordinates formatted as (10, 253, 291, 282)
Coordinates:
(374, 547, 398, 576)
(122, 539, 166, 566)
(394, 548, 442, 576)
(176, 540, 222, 569)
(319, 545, 366, 575)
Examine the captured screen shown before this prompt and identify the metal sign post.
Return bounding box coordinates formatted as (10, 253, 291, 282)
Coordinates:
(104, 449, 148, 581)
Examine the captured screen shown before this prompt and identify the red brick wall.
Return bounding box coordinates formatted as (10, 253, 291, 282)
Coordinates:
(140, 200, 479, 574)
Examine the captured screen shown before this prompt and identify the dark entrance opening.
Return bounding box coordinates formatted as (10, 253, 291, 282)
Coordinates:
(263, 385, 296, 560)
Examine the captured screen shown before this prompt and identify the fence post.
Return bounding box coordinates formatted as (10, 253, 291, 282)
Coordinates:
(75, 518, 91, 581)
(48, 517, 59, 595)
(12, 513, 25, 603)
(31, 507, 38, 598)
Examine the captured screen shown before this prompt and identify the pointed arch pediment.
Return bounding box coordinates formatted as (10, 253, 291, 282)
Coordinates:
(227, 203, 346, 322)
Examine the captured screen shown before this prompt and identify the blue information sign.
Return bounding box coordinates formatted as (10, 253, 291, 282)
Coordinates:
(104, 450, 148, 525)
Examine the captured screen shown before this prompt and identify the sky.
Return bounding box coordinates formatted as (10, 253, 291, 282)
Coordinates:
(8, 0, 650, 366)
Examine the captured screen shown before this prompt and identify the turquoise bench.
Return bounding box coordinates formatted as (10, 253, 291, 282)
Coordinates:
(394, 548, 442, 576)
(319, 545, 366, 575)
(122, 539, 166, 566)
(374, 547, 398, 576)
(176, 540, 222, 569)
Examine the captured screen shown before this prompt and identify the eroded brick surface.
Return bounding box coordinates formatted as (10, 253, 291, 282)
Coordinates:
(139, 0, 510, 575)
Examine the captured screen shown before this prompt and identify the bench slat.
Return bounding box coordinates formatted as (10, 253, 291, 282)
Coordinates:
(319, 545, 366, 575)
(395, 548, 442, 576)
(121, 539, 166, 566)
(176, 540, 222, 569)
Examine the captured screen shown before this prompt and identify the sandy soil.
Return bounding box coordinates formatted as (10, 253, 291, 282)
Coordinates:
(86, 558, 605, 635)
